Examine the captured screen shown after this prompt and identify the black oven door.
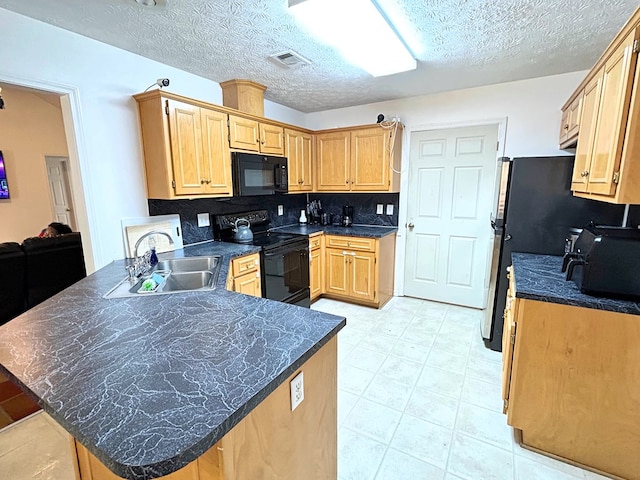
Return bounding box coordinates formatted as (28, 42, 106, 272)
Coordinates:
(232, 153, 288, 196)
(262, 240, 310, 307)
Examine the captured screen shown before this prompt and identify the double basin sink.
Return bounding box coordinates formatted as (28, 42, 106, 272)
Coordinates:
(104, 256, 222, 299)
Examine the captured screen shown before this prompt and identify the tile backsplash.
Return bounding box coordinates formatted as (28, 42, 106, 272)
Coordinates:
(149, 192, 399, 245)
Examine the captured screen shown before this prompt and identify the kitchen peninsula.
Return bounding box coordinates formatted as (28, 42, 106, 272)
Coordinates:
(0, 241, 345, 480)
(502, 253, 640, 479)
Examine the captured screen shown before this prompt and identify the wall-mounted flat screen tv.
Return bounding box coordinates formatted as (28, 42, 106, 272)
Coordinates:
(0, 151, 9, 199)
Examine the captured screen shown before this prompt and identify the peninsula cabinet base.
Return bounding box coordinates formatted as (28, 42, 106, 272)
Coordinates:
(73, 337, 338, 480)
(514, 430, 627, 480)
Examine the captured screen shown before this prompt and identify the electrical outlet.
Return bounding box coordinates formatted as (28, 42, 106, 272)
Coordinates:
(197, 213, 210, 227)
(290, 371, 304, 411)
(376, 204, 384, 214)
(386, 204, 394, 215)
(278, 205, 284, 216)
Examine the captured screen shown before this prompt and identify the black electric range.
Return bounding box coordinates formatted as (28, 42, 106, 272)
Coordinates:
(213, 210, 310, 307)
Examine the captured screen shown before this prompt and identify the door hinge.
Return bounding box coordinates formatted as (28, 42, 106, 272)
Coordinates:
(613, 171, 620, 184)
(375, 257, 377, 264)
(503, 398, 509, 410)
(165, 103, 169, 116)
(374, 291, 376, 299)
(496, 140, 499, 151)
(510, 333, 516, 345)
(633, 39, 640, 54)
(171, 180, 176, 189)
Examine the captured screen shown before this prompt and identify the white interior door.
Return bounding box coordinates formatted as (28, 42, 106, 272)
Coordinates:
(404, 124, 498, 308)
(45, 156, 77, 230)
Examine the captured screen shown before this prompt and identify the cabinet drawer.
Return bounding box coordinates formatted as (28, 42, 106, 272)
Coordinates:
(325, 235, 375, 252)
(232, 253, 260, 277)
(309, 236, 322, 250)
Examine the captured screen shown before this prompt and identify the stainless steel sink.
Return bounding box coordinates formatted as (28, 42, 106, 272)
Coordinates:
(104, 256, 222, 299)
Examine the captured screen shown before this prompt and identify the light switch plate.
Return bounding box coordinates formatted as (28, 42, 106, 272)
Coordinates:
(376, 204, 384, 214)
(197, 213, 210, 227)
(278, 205, 284, 216)
(290, 371, 304, 411)
(386, 204, 394, 215)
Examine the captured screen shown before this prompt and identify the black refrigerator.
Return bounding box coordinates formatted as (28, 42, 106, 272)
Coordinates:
(483, 156, 625, 351)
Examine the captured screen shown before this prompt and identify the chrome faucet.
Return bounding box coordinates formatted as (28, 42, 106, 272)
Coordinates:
(128, 231, 175, 279)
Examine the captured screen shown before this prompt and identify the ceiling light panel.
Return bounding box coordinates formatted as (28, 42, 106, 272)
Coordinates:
(289, 0, 416, 77)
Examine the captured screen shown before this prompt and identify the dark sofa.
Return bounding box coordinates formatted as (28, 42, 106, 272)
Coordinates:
(0, 233, 86, 325)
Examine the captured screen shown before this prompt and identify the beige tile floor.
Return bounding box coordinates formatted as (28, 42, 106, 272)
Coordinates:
(311, 296, 609, 480)
(0, 296, 611, 479)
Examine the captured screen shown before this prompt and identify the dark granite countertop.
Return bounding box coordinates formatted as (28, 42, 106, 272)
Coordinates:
(271, 224, 398, 238)
(511, 253, 640, 315)
(0, 241, 345, 480)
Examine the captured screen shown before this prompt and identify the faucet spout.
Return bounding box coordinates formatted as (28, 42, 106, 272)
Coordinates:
(134, 231, 174, 260)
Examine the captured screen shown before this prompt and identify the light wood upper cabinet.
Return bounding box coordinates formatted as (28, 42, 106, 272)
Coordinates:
(559, 95, 582, 148)
(316, 131, 350, 191)
(350, 127, 390, 191)
(228, 115, 284, 156)
(135, 92, 232, 199)
(315, 125, 401, 193)
(572, 76, 602, 192)
(285, 128, 313, 192)
(259, 123, 285, 156)
(563, 11, 640, 203)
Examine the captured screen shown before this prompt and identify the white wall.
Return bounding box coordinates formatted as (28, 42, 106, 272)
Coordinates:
(0, 8, 305, 270)
(305, 71, 586, 158)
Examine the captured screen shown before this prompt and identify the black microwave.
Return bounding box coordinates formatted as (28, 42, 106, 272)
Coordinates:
(232, 152, 288, 196)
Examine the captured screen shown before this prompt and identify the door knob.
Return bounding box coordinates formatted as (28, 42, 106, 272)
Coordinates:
(407, 223, 415, 229)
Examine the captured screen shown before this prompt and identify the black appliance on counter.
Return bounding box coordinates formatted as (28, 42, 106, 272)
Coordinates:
(213, 210, 310, 307)
(342, 205, 354, 227)
(562, 226, 640, 299)
(484, 156, 625, 351)
(232, 152, 288, 196)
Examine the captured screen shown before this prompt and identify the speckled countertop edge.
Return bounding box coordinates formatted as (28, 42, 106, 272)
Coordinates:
(0, 241, 346, 479)
(270, 224, 398, 238)
(511, 252, 640, 315)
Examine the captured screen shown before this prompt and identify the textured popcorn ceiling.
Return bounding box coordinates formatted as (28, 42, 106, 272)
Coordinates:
(0, 0, 637, 113)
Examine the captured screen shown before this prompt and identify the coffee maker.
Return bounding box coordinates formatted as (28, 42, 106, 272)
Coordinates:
(342, 205, 354, 227)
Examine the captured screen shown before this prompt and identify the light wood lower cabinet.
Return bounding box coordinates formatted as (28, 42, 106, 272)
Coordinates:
(502, 268, 640, 479)
(226, 253, 262, 297)
(309, 234, 324, 301)
(73, 337, 338, 480)
(323, 234, 395, 308)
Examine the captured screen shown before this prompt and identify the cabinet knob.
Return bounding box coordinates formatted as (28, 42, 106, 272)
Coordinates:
(564, 124, 569, 130)
(200, 179, 206, 184)
(345, 180, 349, 184)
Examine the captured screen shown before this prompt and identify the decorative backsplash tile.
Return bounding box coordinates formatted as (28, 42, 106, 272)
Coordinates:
(149, 192, 399, 245)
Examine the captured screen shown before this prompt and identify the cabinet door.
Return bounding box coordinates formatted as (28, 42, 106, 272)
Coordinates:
(235, 272, 262, 297)
(299, 133, 313, 191)
(229, 115, 260, 151)
(201, 109, 232, 195)
(259, 123, 284, 156)
(316, 132, 350, 191)
(167, 99, 206, 195)
(567, 95, 582, 139)
(310, 248, 322, 300)
(285, 129, 300, 191)
(349, 251, 376, 302)
(573, 76, 602, 192)
(325, 249, 348, 295)
(350, 127, 389, 191)
(587, 31, 638, 196)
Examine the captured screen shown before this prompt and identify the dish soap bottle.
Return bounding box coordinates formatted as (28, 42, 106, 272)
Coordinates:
(149, 237, 158, 266)
(299, 209, 308, 225)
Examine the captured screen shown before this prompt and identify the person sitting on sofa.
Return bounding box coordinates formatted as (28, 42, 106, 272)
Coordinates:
(38, 222, 73, 238)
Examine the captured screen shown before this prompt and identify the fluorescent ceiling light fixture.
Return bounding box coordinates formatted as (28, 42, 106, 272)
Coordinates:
(289, 0, 416, 77)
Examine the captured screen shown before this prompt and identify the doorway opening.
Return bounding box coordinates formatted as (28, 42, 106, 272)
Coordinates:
(45, 156, 77, 230)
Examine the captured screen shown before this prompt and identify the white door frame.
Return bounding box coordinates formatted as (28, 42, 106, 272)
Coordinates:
(0, 72, 97, 273)
(394, 117, 509, 297)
